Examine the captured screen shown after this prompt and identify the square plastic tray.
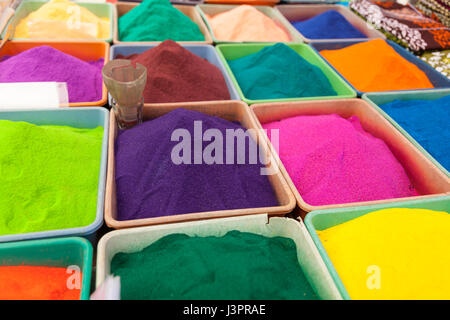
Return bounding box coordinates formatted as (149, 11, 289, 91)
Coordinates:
(104, 100, 296, 229)
(0, 41, 109, 107)
(304, 195, 450, 300)
(1, 0, 114, 42)
(0, 107, 109, 243)
(250, 99, 450, 214)
(197, 4, 303, 44)
(362, 89, 450, 177)
(0, 236, 93, 300)
(97, 214, 342, 299)
(216, 42, 356, 104)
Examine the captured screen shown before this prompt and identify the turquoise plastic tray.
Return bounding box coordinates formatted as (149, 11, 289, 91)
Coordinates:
(0, 237, 93, 300)
(1, 1, 114, 42)
(362, 89, 450, 177)
(305, 195, 450, 300)
(0, 107, 109, 243)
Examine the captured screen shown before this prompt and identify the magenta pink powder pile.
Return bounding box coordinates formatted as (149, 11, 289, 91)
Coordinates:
(263, 114, 417, 205)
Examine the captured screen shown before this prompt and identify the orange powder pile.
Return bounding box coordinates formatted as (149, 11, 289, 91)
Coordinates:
(0, 266, 82, 300)
(206, 5, 290, 42)
(319, 39, 434, 92)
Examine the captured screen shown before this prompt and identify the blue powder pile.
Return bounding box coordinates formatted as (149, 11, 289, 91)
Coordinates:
(292, 10, 367, 40)
(379, 95, 450, 171)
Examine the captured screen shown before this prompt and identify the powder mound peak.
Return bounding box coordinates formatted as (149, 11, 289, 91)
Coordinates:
(118, 108, 240, 143)
(133, 40, 196, 67)
(28, 0, 99, 20)
(4, 45, 83, 65)
(7, 45, 55, 57)
(208, 5, 290, 42)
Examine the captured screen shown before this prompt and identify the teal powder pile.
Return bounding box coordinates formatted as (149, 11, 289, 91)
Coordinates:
(0, 120, 103, 236)
(118, 0, 205, 42)
(111, 231, 318, 300)
(228, 43, 337, 100)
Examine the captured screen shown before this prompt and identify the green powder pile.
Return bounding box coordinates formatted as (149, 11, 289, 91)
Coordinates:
(118, 0, 205, 42)
(111, 231, 318, 300)
(0, 120, 103, 235)
(228, 43, 337, 100)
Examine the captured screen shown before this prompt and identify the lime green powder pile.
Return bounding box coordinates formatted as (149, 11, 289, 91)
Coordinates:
(0, 120, 103, 235)
(112, 231, 318, 300)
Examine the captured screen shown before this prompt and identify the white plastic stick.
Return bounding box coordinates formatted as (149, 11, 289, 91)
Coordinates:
(90, 275, 121, 300)
(0, 82, 69, 109)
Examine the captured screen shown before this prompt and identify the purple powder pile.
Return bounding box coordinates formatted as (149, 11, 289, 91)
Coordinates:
(115, 108, 279, 220)
(0, 46, 103, 103)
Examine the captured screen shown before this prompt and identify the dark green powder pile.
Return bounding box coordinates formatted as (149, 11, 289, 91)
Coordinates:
(111, 231, 318, 300)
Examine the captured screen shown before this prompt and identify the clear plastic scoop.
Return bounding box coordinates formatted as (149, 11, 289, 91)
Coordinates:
(102, 59, 147, 130)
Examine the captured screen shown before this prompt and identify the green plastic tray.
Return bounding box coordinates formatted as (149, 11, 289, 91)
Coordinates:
(216, 43, 356, 104)
(304, 195, 450, 300)
(0, 237, 93, 300)
(1, 0, 114, 43)
(362, 89, 450, 177)
(197, 4, 304, 44)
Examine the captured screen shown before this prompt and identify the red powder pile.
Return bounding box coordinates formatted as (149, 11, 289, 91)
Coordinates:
(118, 40, 230, 103)
(0, 266, 82, 300)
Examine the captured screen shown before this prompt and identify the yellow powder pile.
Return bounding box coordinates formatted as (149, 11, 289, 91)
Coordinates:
(205, 5, 290, 42)
(317, 208, 450, 300)
(14, 0, 110, 40)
